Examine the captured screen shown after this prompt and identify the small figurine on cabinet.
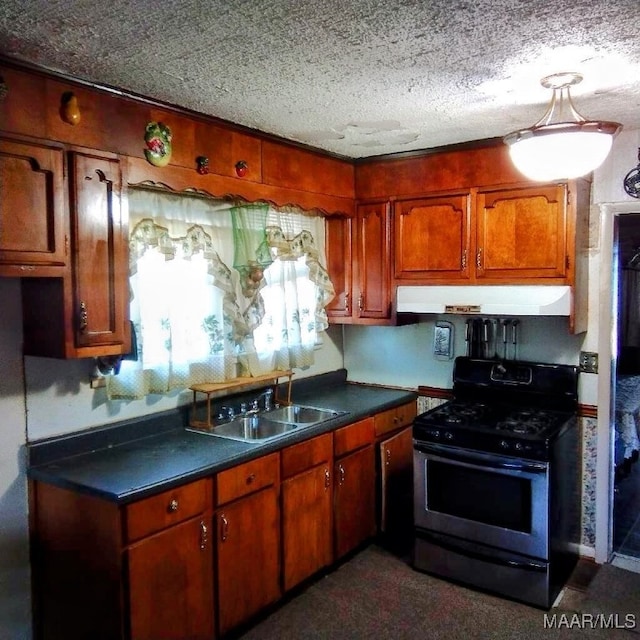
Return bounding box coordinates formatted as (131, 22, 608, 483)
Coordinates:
(196, 155, 209, 175)
(235, 160, 248, 177)
(144, 121, 172, 167)
(60, 91, 81, 125)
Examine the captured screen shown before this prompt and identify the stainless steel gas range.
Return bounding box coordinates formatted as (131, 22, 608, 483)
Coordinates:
(412, 356, 580, 609)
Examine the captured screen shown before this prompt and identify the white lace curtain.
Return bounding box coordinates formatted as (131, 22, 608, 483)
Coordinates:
(106, 188, 334, 400)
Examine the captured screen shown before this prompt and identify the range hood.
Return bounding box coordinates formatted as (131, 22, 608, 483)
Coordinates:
(396, 285, 572, 316)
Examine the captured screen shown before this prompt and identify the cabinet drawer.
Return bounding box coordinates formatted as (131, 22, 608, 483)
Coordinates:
(217, 452, 279, 506)
(334, 418, 374, 458)
(281, 432, 333, 479)
(374, 401, 417, 437)
(125, 478, 210, 542)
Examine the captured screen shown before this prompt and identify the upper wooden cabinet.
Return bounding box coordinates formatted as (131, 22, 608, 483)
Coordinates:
(69, 150, 129, 350)
(326, 201, 392, 324)
(394, 193, 471, 282)
(394, 183, 572, 285)
(22, 149, 130, 358)
(476, 184, 568, 281)
(325, 216, 353, 320)
(0, 137, 67, 276)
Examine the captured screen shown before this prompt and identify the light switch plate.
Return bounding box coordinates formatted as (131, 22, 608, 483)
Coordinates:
(579, 351, 598, 374)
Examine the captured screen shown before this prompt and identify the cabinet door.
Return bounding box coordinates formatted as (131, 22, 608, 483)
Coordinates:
(128, 516, 214, 640)
(216, 487, 280, 636)
(394, 194, 471, 281)
(379, 427, 414, 547)
(325, 215, 353, 321)
(355, 201, 391, 319)
(476, 184, 568, 281)
(0, 137, 66, 273)
(282, 463, 333, 591)
(334, 445, 376, 559)
(69, 150, 129, 349)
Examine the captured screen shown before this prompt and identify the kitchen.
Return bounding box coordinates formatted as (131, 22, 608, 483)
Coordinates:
(2, 2, 640, 638)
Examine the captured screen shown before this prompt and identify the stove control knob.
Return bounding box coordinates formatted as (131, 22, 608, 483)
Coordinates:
(499, 440, 509, 449)
(514, 442, 523, 451)
(444, 431, 453, 440)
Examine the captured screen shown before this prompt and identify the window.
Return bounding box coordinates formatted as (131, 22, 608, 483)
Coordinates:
(106, 189, 334, 400)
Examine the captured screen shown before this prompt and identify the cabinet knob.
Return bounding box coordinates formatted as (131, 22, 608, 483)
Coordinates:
(200, 520, 208, 550)
(476, 248, 483, 269)
(79, 301, 88, 333)
(167, 499, 179, 513)
(246, 473, 256, 485)
(358, 295, 364, 312)
(338, 463, 345, 485)
(386, 449, 391, 466)
(345, 292, 350, 313)
(324, 468, 331, 489)
(461, 249, 467, 270)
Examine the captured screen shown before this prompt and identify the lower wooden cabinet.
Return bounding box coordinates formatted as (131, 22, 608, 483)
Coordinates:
(128, 516, 214, 640)
(379, 426, 414, 548)
(31, 404, 415, 639)
(281, 433, 333, 591)
(31, 478, 213, 640)
(334, 444, 376, 560)
(216, 486, 280, 636)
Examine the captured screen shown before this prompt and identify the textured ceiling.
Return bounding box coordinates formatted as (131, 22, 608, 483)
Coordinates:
(1, 0, 639, 159)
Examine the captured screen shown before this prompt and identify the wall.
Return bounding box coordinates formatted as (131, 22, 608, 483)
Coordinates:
(344, 316, 587, 392)
(0, 278, 30, 640)
(25, 326, 344, 441)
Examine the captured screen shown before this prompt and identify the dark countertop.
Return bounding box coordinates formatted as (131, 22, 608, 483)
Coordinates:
(27, 376, 417, 504)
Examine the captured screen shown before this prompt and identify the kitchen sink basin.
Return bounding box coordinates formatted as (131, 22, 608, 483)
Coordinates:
(187, 404, 347, 443)
(207, 415, 299, 442)
(264, 404, 344, 425)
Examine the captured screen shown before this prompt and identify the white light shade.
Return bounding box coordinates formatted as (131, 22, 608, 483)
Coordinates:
(504, 73, 622, 182)
(507, 127, 614, 182)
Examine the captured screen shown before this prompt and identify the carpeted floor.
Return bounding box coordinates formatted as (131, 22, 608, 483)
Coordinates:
(236, 545, 640, 639)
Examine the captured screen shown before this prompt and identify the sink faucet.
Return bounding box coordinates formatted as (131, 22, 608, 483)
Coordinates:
(263, 389, 274, 411)
(219, 406, 235, 421)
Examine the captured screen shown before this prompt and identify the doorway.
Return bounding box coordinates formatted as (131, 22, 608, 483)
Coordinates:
(612, 212, 640, 563)
(595, 202, 640, 570)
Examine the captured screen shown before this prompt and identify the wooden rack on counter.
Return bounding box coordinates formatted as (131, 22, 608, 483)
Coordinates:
(189, 370, 294, 431)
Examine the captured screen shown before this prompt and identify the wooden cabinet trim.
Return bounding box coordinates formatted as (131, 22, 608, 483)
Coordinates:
(373, 401, 417, 438)
(125, 477, 210, 543)
(216, 452, 280, 506)
(333, 417, 374, 457)
(281, 432, 333, 479)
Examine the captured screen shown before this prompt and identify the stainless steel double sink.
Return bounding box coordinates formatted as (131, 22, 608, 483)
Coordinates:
(189, 404, 347, 443)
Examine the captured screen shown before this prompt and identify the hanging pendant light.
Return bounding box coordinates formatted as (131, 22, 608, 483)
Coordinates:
(503, 72, 622, 182)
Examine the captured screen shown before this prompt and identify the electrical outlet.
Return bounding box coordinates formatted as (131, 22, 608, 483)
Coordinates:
(579, 351, 599, 374)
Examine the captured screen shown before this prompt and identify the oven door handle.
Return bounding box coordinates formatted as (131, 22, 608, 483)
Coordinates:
(416, 529, 547, 573)
(414, 443, 547, 474)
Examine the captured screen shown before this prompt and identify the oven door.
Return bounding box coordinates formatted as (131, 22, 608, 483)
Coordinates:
(414, 442, 549, 559)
